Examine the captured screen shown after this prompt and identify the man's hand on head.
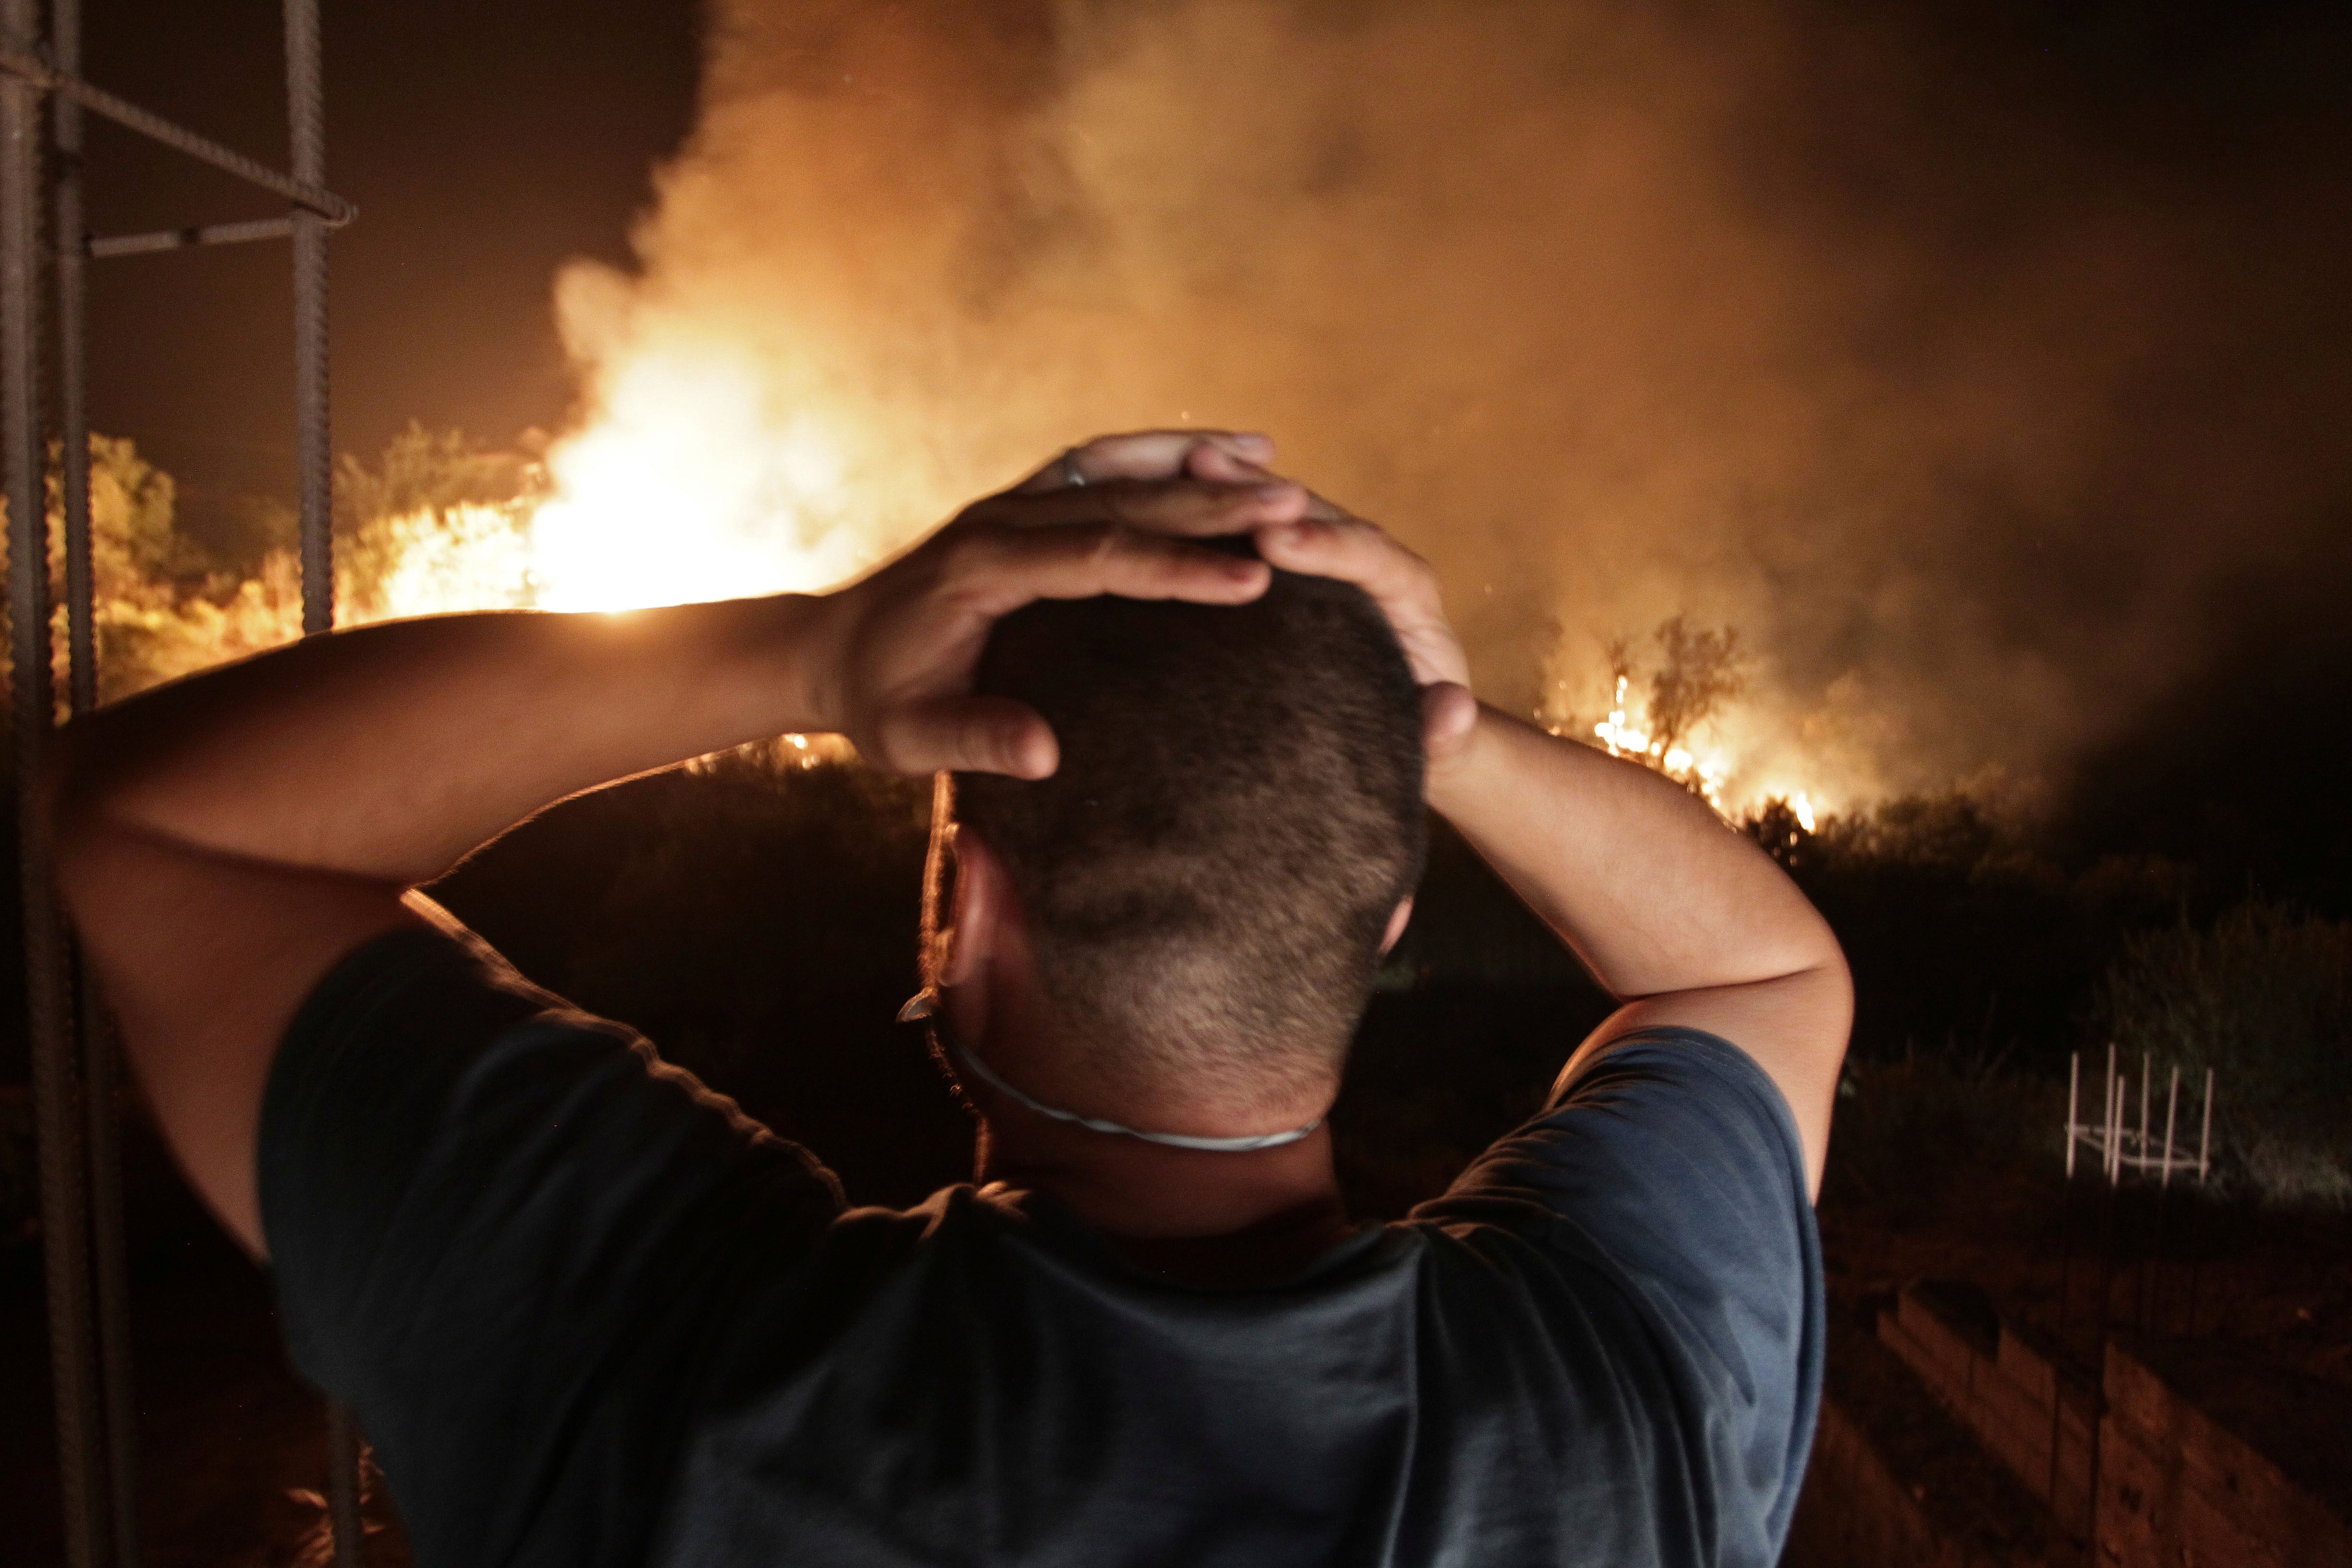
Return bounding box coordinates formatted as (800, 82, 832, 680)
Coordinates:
(817, 431, 1307, 780)
(1251, 510, 1476, 766)
(1013, 429, 1279, 492)
(1171, 443, 1480, 771)
(820, 425, 1477, 785)
(1015, 429, 1479, 774)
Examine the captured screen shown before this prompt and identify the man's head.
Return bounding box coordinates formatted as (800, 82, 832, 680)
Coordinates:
(950, 565, 1426, 1116)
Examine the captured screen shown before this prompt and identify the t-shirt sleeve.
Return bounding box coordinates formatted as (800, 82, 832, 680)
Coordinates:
(257, 923, 847, 1568)
(1409, 1027, 1825, 1566)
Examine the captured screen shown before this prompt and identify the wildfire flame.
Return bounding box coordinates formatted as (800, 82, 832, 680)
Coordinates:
(1592, 674, 1734, 810)
(362, 354, 920, 624)
(527, 354, 888, 612)
(349, 349, 917, 623)
(1577, 675, 1831, 829)
(355, 380, 1845, 828)
(367, 503, 535, 621)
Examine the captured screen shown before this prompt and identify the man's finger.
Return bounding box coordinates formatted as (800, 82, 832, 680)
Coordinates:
(1185, 442, 1270, 484)
(1254, 515, 1471, 689)
(956, 525, 1272, 614)
(981, 477, 1309, 535)
(875, 695, 1059, 779)
(1252, 514, 1429, 599)
(1189, 444, 1350, 521)
(1013, 430, 1275, 493)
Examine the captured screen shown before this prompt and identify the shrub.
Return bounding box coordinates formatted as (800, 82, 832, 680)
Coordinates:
(2093, 901, 2352, 1207)
(1821, 1049, 2058, 1219)
(1785, 791, 2101, 1074)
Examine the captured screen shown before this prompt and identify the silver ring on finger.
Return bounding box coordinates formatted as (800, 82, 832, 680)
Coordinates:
(1058, 448, 1088, 488)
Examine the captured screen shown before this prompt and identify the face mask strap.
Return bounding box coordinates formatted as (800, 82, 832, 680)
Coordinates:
(899, 778, 1320, 1152)
(908, 1006, 1322, 1152)
(910, 770, 958, 1009)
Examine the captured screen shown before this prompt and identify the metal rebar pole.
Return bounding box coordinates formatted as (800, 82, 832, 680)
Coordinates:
(75, 986, 136, 1565)
(88, 215, 294, 258)
(0, 31, 351, 222)
(2107, 1081, 2126, 1189)
(2184, 1068, 2216, 1338)
(2145, 1066, 2183, 1335)
(51, 1, 82, 718)
(288, 0, 330, 639)
(2044, 1141, 2082, 1536)
(285, 6, 360, 1562)
(53, 1, 141, 1558)
(7, 2, 105, 1560)
(2085, 1144, 2118, 1560)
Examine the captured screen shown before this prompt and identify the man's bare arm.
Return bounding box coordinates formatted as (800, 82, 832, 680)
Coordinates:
(1423, 709, 1850, 1195)
(52, 433, 1300, 1254)
(1249, 508, 1850, 1196)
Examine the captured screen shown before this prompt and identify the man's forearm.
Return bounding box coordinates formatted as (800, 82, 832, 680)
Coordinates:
(60, 594, 836, 886)
(1425, 705, 1842, 1001)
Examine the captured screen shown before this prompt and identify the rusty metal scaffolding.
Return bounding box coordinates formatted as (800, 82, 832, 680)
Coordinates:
(2, 3, 358, 1565)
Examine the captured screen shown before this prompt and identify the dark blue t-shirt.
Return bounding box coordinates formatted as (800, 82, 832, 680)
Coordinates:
(260, 926, 1821, 1568)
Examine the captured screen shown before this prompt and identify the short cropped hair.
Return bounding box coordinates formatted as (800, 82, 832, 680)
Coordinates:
(955, 565, 1427, 1111)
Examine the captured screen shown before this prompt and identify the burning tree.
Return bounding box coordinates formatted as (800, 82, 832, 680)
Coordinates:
(1552, 613, 1750, 810)
(0, 428, 543, 713)
(1636, 616, 1746, 765)
(334, 423, 539, 625)
(0, 434, 304, 708)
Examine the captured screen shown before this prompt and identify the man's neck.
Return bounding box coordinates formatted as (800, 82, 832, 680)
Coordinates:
(941, 958, 1350, 1279)
(978, 1112, 1354, 1285)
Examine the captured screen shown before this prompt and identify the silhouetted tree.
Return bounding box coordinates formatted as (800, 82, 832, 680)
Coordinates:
(1643, 614, 1745, 763)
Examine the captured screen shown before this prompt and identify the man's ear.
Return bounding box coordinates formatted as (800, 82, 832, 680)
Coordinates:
(943, 825, 1005, 987)
(1380, 895, 1415, 957)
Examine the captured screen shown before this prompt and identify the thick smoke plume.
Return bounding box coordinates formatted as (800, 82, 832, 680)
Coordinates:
(546, 0, 2351, 808)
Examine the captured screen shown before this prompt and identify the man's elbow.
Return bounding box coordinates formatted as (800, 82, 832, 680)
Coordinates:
(1749, 896, 1850, 998)
(1809, 943, 1855, 1050)
(1760, 916, 1853, 1068)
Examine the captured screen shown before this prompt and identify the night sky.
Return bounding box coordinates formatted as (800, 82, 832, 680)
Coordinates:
(76, 0, 696, 502)
(63, 0, 2352, 902)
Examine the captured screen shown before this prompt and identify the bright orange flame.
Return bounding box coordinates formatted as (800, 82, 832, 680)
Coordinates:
(1569, 669, 1846, 823)
(1590, 673, 1736, 812)
(523, 353, 880, 613)
(357, 365, 1855, 821)
(360, 503, 534, 623)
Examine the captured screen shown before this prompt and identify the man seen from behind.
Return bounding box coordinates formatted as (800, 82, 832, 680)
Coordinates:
(54, 430, 1850, 1566)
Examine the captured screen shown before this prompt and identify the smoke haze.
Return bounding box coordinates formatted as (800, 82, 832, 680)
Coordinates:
(547, 0, 2352, 808)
